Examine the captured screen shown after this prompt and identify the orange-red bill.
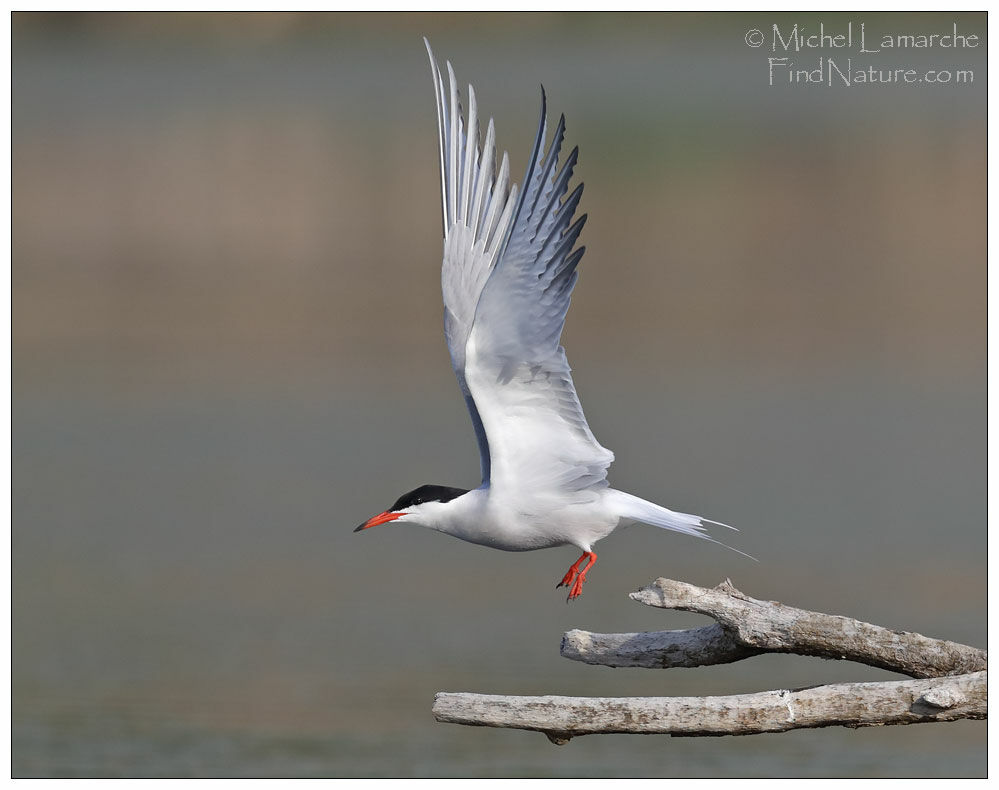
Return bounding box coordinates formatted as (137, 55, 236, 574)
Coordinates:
(354, 511, 404, 532)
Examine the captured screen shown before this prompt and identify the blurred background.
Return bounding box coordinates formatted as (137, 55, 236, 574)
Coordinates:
(13, 11, 985, 778)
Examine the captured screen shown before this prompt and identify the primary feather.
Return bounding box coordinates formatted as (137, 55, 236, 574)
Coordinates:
(427, 46, 519, 484)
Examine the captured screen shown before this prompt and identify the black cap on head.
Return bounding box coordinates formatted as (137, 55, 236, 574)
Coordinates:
(390, 484, 469, 511)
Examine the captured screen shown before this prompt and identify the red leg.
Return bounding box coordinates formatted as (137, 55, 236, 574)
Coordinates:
(556, 552, 588, 589)
(567, 551, 597, 601)
(558, 551, 597, 601)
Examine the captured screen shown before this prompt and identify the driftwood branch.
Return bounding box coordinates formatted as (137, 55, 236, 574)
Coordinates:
(563, 578, 987, 678)
(434, 672, 986, 741)
(561, 622, 761, 669)
(433, 579, 986, 743)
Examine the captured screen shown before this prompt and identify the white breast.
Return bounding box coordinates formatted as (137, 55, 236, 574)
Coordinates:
(434, 486, 620, 552)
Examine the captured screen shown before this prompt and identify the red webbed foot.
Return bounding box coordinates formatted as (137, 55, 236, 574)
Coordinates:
(556, 553, 586, 589)
(556, 551, 597, 602)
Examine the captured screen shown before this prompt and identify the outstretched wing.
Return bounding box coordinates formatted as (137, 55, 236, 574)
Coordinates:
(426, 40, 519, 484)
(426, 41, 614, 497)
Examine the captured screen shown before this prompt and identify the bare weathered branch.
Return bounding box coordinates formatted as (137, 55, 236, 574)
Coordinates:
(435, 578, 986, 742)
(561, 623, 761, 669)
(433, 671, 986, 741)
(625, 578, 986, 678)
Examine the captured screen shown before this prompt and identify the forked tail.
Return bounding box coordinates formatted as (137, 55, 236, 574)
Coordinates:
(609, 489, 755, 560)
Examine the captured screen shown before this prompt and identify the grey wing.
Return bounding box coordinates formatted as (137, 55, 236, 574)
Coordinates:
(462, 82, 615, 496)
(426, 40, 519, 484)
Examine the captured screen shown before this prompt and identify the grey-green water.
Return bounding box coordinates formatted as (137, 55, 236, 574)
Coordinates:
(13, 369, 986, 777)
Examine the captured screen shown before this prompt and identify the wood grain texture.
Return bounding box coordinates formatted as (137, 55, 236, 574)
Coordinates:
(436, 579, 986, 742)
(628, 578, 987, 678)
(433, 672, 986, 741)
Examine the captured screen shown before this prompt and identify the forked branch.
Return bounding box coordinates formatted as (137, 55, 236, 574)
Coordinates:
(563, 578, 987, 678)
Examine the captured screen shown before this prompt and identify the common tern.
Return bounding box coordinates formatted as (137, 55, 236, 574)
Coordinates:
(357, 40, 743, 600)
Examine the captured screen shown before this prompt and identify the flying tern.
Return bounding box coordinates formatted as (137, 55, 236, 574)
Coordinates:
(357, 40, 744, 600)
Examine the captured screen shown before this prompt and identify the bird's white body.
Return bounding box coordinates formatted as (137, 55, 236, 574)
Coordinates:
(418, 486, 612, 552)
(417, 486, 711, 555)
(357, 41, 742, 599)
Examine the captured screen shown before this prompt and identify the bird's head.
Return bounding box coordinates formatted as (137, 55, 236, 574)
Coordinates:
(354, 484, 469, 532)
